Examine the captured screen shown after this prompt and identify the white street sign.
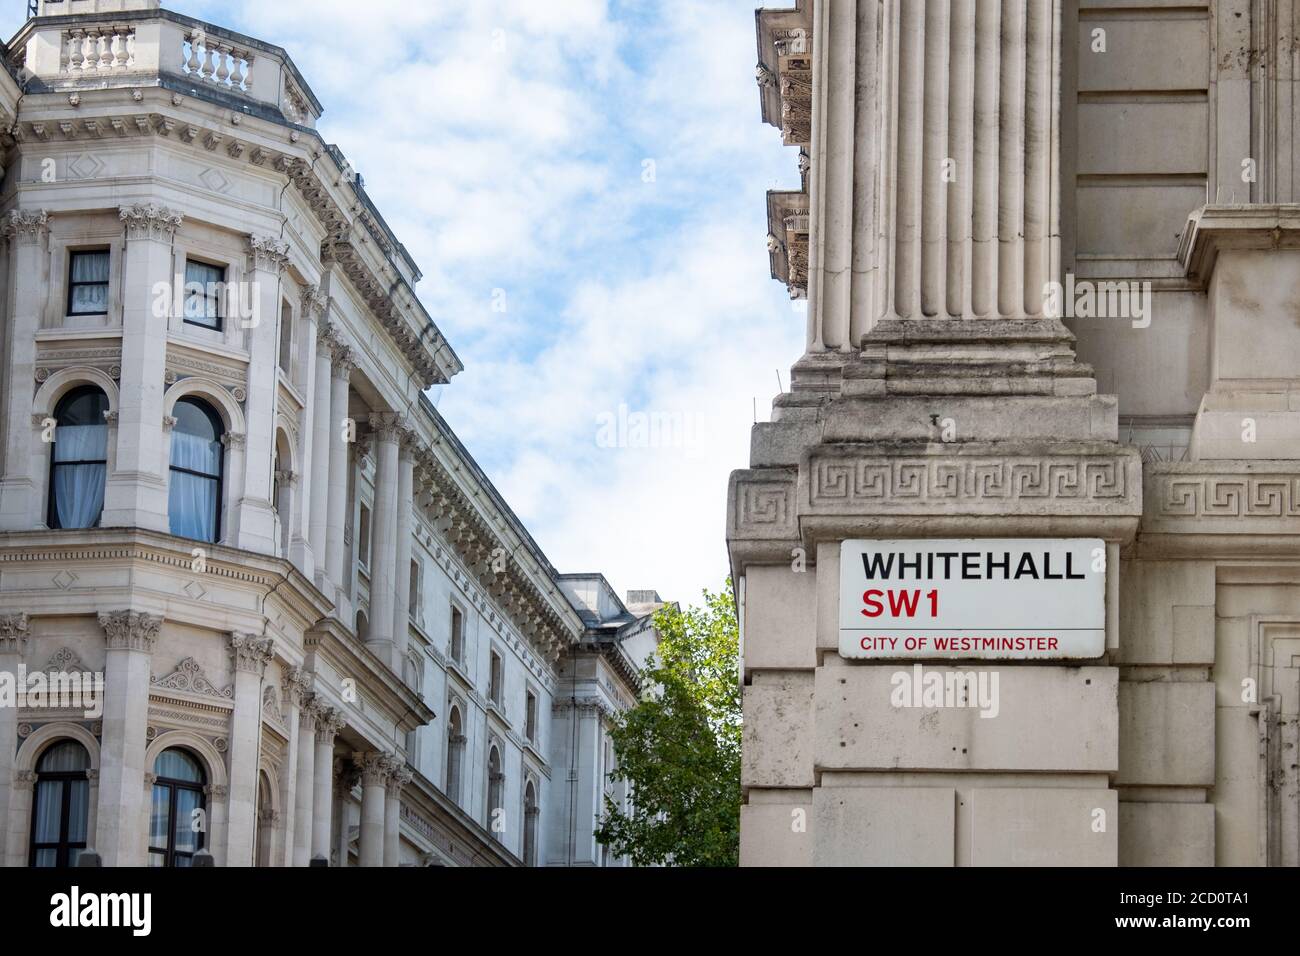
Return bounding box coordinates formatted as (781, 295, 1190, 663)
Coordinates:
(838, 538, 1106, 660)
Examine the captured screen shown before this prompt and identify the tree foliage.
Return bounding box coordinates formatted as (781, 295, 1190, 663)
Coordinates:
(594, 581, 741, 867)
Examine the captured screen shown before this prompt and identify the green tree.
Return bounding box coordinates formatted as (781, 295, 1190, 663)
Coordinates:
(595, 581, 741, 867)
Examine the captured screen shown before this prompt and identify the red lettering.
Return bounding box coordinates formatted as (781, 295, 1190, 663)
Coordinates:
(861, 589, 884, 617)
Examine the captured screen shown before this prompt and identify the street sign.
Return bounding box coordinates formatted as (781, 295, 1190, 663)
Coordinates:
(838, 538, 1106, 660)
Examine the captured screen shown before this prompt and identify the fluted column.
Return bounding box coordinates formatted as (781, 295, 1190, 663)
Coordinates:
(356, 751, 388, 867)
(0, 615, 28, 864)
(225, 632, 273, 866)
(325, 348, 355, 618)
(95, 610, 160, 866)
(291, 287, 327, 577)
(334, 758, 360, 866)
(279, 666, 310, 866)
(384, 760, 412, 866)
(309, 324, 336, 592)
(234, 235, 290, 554)
(312, 706, 343, 861)
(391, 430, 416, 665)
(0, 212, 49, 529)
(367, 413, 402, 668)
(102, 206, 181, 532)
(293, 694, 317, 866)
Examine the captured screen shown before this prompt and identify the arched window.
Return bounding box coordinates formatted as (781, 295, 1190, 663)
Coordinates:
(149, 748, 206, 867)
(446, 706, 464, 806)
(48, 386, 108, 530)
(486, 745, 503, 841)
(355, 610, 369, 642)
(29, 740, 90, 867)
(255, 771, 274, 867)
(523, 781, 538, 867)
(168, 398, 224, 543)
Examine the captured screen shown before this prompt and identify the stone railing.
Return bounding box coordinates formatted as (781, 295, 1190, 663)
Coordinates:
(63, 27, 136, 73)
(181, 30, 253, 93)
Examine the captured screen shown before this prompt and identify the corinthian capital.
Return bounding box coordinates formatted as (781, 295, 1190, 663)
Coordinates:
(99, 609, 162, 653)
(227, 632, 274, 675)
(0, 612, 30, 654)
(281, 665, 312, 708)
(331, 345, 357, 380)
(386, 759, 413, 792)
(119, 203, 183, 241)
(313, 701, 345, 740)
(368, 412, 406, 443)
(354, 751, 392, 787)
(301, 284, 328, 321)
(3, 209, 49, 245)
(247, 234, 291, 274)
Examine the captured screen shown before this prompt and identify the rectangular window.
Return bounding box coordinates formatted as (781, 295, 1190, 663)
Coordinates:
(489, 651, 502, 706)
(409, 559, 421, 621)
(183, 259, 225, 330)
(277, 300, 293, 375)
(357, 503, 371, 569)
(450, 606, 463, 663)
(525, 691, 537, 743)
(68, 250, 110, 315)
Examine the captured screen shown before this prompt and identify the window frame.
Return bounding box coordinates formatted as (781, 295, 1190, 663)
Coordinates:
(167, 396, 225, 544)
(181, 257, 227, 332)
(449, 605, 464, 664)
(148, 749, 207, 868)
(65, 248, 111, 317)
(488, 649, 503, 707)
(27, 741, 90, 868)
(46, 385, 109, 531)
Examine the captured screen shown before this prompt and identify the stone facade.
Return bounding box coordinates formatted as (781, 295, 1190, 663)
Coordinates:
(0, 0, 657, 868)
(736, 0, 1300, 866)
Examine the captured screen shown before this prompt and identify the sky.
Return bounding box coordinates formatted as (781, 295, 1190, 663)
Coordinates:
(4, 1, 804, 608)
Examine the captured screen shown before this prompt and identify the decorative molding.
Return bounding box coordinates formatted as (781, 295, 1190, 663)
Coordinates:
(99, 609, 161, 653)
(151, 657, 234, 700)
(247, 233, 291, 274)
(3, 209, 49, 245)
(729, 470, 797, 540)
(42, 646, 91, 674)
(0, 613, 30, 654)
(354, 750, 391, 787)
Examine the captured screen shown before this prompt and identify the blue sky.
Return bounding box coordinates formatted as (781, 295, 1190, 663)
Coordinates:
(6, 1, 804, 606)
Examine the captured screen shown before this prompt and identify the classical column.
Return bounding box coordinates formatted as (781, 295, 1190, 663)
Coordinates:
(95, 610, 160, 866)
(383, 760, 412, 867)
(234, 235, 290, 554)
(391, 429, 417, 664)
(355, 751, 388, 867)
(225, 632, 273, 866)
(0, 212, 49, 529)
(100, 205, 181, 532)
(0, 614, 28, 864)
(291, 286, 327, 577)
(279, 666, 310, 867)
(308, 323, 335, 592)
(312, 705, 343, 861)
(367, 413, 402, 668)
(325, 348, 356, 615)
(293, 695, 317, 866)
(333, 758, 360, 866)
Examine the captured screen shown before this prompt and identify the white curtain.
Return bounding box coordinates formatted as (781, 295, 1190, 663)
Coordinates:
(52, 423, 106, 528)
(169, 432, 221, 542)
(69, 252, 109, 313)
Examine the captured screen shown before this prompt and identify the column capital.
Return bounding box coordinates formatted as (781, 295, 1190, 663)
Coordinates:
(0, 612, 30, 654)
(227, 632, 273, 675)
(99, 609, 161, 653)
(354, 750, 391, 787)
(13, 770, 37, 791)
(313, 701, 345, 740)
(119, 203, 182, 241)
(3, 208, 49, 245)
(301, 284, 328, 321)
(397, 425, 421, 461)
(368, 412, 406, 443)
(331, 346, 357, 380)
(386, 760, 413, 793)
(247, 233, 291, 274)
(281, 665, 312, 708)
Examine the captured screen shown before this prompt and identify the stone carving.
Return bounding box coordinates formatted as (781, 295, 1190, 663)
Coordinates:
(0, 613, 30, 654)
(262, 684, 284, 724)
(247, 233, 290, 273)
(281, 665, 311, 708)
(730, 473, 797, 539)
(354, 750, 391, 787)
(227, 632, 273, 675)
(43, 646, 91, 674)
(118, 203, 183, 241)
(151, 657, 234, 700)
(1156, 474, 1300, 518)
(809, 457, 1129, 506)
(3, 209, 49, 244)
(300, 284, 328, 321)
(99, 610, 161, 652)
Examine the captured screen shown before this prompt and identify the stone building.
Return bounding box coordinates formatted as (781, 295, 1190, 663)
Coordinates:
(735, 0, 1300, 865)
(0, 0, 659, 867)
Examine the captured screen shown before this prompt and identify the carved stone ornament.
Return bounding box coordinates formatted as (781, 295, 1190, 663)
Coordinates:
(228, 632, 274, 675)
(119, 203, 183, 241)
(99, 609, 161, 653)
(247, 234, 291, 274)
(3, 208, 49, 244)
(0, 612, 30, 654)
(150, 657, 234, 700)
